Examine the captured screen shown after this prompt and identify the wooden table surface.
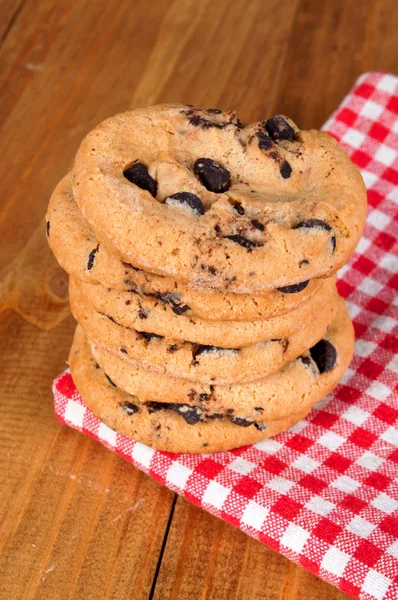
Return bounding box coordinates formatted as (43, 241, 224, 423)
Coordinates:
(1, 1, 397, 598)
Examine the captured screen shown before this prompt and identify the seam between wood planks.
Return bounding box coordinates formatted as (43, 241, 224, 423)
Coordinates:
(148, 493, 178, 600)
(0, 0, 27, 46)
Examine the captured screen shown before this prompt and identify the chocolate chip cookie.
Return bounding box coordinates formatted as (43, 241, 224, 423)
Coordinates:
(72, 104, 366, 293)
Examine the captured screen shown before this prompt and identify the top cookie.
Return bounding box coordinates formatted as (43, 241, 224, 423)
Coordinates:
(72, 104, 366, 293)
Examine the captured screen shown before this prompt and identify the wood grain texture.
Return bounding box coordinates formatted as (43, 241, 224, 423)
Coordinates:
(0, 0, 396, 598)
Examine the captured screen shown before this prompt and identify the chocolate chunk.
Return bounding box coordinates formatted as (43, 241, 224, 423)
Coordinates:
(167, 344, 179, 353)
(46, 221, 50, 237)
(171, 304, 190, 316)
(255, 422, 267, 431)
(189, 115, 225, 129)
(299, 356, 312, 367)
(140, 332, 163, 342)
(230, 416, 255, 427)
(194, 158, 231, 193)
(138, 308, 149, 319)
(257, 130, 273, 150)
(147, 401, 169, 414)
(123, 403, 138, 415)
(158, 292, 181, 306)
(280, 160, 292, 179)
(123, 162, 157, 197)
(192, 344, 239, 363)
(310, 339, 337, 373)
(265, 116, 296, 141)
(295, 219, 336, 252)
(171, 404, 203, 424)
(165, 192, 204, 216)
(225, 235, 261, 250)
(207, 413, 223, 421)
(105, 373, 117, 387)
(232, 201, 245, 215)
(251, 219, 264, 231)
(277, 280, 309, 293)
(87, 244, 99, 270)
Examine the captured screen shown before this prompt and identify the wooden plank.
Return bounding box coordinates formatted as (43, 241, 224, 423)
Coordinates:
(152, 499, 348, 600)
(272, 0, 398, 128)
(0, 0, 26, 43)
(0, 310, 174, 599)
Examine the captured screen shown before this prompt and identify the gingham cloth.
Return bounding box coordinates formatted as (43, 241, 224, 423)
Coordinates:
(53, 73, 398, 600)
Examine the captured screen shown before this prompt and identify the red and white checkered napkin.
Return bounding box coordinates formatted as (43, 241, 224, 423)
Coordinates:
(53, 72, 398, 599)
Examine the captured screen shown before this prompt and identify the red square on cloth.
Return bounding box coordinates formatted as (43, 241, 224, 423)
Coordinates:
(54, 73, 398, 600)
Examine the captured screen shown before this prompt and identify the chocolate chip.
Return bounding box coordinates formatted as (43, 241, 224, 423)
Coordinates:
(209, 266, 217, 276)
(251, 219, 264, 231)
(207, 413, 223, 421)
(46, 221, 50, 237)
(165, 192, 204, 216)
(87, 244, 99, 270)
(119, 347, 127, 354)
(214, 224, 221, 234)
(257, 130, 273, 150)
(295, 219, 336, 253)
(138, 308, 149, 319)
(171, 404, 203, 425)
(199, 393, 210, 402)
(300, 259, 309, 266)
(280, 161, 292, 179)
(125, 300, 131, 305)
(167, 344, 179, 353)
(106, 315, 117, 324)
(225, 235, 261, 250)
(255, 422, 267, 431)
(105, 373, 117, 387)
(123, 403, 138, 415)
(277, 280, 309, 293)
(189, 115, 225, 129)
(171, 304, 190, 315)
(232, 201, 245, 215)
(140, 332, 163, 342)
(207, 108, 222, 114)
(147, 401, 169, 414)
(192, 344, 239, 363)
(310, 339, 337, 373)
(230, 416, 255, 427)
(194, 158, 231, 193)
(299, 356, 312, 367)
(265, 116, 295, 141)
(123, 162, 157, 197)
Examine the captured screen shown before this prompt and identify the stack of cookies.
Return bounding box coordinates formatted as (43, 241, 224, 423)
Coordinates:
(47, 104, 367, 453)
